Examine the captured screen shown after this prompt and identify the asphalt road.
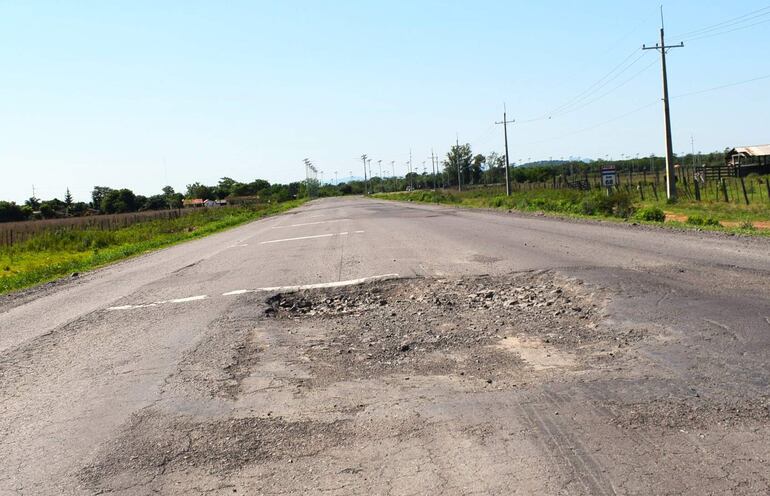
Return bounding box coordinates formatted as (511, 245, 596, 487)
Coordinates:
(1, 196, 769, 495)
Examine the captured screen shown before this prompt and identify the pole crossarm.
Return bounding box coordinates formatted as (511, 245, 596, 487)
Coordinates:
(643, 42, 685, 51)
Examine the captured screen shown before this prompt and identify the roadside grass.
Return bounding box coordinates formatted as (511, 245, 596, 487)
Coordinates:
(373, 188, 770, 236)
(0, 200, 305, 294)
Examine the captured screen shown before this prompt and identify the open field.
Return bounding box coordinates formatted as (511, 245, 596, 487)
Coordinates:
(0, 200, 305, 294)
(374, 182, 770, 234)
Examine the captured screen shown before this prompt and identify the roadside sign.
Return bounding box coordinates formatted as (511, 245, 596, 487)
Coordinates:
(601, 166, 617, 188)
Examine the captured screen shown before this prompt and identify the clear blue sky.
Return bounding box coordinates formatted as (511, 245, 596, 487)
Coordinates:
(2, 1, 769, 203)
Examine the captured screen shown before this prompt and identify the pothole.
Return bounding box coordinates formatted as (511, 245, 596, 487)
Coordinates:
(263, 271, 637, 386)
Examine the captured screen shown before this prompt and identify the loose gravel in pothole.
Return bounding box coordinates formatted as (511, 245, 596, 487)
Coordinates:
(264, 271, 643, 385)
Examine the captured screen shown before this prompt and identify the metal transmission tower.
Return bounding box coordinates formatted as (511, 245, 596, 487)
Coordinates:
(377, 160, 383, 192)
(360, 154, 369, 194)
(495, 105, 515, 196)
(643, 8, 684, 201)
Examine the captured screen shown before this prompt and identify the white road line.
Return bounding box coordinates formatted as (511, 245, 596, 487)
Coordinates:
(271, 218, 350, 229)
(169, 295, 208, 304)
(107, 295, 208, 311)
(259, 232, 348, 245)
(222, 273, 400, 296)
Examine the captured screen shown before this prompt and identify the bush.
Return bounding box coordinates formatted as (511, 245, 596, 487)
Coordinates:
(582, 190, 634, 218)
(686, 215, 720, 227)
(634, 206, 666, 222)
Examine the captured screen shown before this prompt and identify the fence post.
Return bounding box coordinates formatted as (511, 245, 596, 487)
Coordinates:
(766, 178, 770, 202)
(720, 179, 729, 202)
(638, 183, 645, 201)
(739, 175, 750, 205)
(694, 179, 701, 201)
(651, 182, 659, 201)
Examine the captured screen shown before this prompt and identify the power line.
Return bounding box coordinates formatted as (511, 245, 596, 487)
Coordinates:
(672, 73, 770, 99)
(684, 17, 770, 42)
(546, 56, 657, 120)
(671, 5, 770, 39)
(519, 71, 770, 148)
(520, 48, 644, 123)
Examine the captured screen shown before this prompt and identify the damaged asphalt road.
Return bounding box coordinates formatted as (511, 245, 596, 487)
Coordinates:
(2, 197, 770, 495)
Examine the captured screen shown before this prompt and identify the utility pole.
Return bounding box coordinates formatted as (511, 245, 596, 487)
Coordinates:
(430, 149, 438, 190)
(378, 160, 383, 192)
(643, 7, 683, 201)
(361, 154, 369, 194)
(455, 136, 461, 192)
(334, 171, 338, 185)
(408, 149, 414, 190)
(367, 159, 372, 192)
(495, 105, 515, 196)
(391, 161, 395, 192)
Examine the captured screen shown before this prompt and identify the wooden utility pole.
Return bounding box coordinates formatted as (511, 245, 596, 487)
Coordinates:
(361, 154, 369, 194)
(456, 136, 462, 192)
(430, 149, 438, 190)
(643, 8, 683, 201)
(495, 104, 515, 196)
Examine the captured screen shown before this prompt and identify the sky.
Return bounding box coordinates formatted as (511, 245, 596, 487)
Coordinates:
(1, 0, 769, 203)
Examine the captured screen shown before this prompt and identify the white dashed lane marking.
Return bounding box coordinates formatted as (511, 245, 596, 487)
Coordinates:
(271, 218, 350, 229)
(107, 295, 209, 311)
(222, 274, 400, 296)
(105, 274, 399, 311)
(259, 231, 364, 245)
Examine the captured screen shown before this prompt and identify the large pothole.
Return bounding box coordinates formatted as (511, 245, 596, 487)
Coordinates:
(264, 271, 640, 386)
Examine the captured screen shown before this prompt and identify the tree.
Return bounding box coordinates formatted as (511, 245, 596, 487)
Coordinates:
(215, 177, 237, 199)
(185, 182, 215, 200)
(39, 203, 56, 219)
(141, 195, 167, 211)
(0, 201, 29, 222)
(443, 143, 473, 187)
(25, 196, 41, 210)
(471, 154, 485, 185)
(64, 188, 73, 215)
(101, 188, 137, 214)
(92, 186, 113, 211)
(485, 151, 505, 183)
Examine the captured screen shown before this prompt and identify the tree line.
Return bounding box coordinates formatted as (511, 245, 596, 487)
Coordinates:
(0, 178, 304, 223)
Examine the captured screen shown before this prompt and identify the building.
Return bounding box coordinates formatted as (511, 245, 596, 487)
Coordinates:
(182, 199, 227, 208)
(725, 144, 770, 176)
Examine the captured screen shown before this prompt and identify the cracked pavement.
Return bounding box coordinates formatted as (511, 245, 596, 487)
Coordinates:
(1, 197, 770, 495)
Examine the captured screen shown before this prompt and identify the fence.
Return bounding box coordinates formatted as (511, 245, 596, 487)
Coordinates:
(0, 208, 196, 247)
(494, 164, 770, 206)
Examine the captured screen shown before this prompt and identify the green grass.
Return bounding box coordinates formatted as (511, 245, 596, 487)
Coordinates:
(373, 187, 770, 236)
(0, 200, 305, 294)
